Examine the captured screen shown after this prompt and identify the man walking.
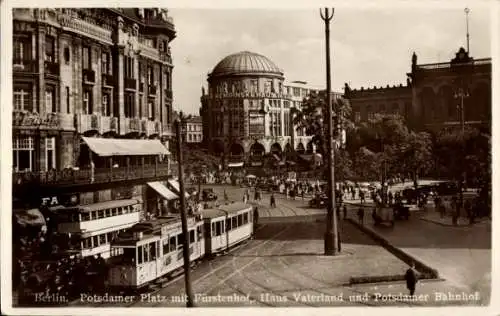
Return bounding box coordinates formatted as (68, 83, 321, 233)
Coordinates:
(270, 193, 276, 208)
(357, 207, 364, 225)
(405, 262, 418, 296)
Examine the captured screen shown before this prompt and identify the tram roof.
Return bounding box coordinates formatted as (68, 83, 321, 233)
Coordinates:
(201, 202, 253, 219)
(112, 216, 182, 245)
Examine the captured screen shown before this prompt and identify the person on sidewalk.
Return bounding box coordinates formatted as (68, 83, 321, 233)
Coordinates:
(360, 191, 365, 204)
(343, 205, 347, 220)
(224, 189, 229, 202)
(270, 193, 276, 208)
(357, 207, 364, 225)
(405, 262, 418, 296)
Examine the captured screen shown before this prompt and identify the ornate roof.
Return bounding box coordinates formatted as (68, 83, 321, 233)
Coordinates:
(209, 51, 284, 78)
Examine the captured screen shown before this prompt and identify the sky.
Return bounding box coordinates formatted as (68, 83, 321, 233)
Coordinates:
(168, 4, 492, 115)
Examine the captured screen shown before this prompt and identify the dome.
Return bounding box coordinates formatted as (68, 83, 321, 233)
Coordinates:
(210, 51, 284, 78)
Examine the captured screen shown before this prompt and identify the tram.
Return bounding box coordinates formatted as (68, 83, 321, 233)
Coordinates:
(106, 202, 254, 291)
(107, 215, 204, 290)
(202, 202, 254, 256)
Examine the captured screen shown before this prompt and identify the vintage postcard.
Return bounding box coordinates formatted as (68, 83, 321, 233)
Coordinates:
(1, 1, 497, 315)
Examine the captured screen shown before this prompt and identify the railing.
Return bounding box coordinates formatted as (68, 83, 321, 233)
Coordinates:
(13, 60, 37, 73)
(58, 13, 113, 44)
(120, 117, 141, 134)
(125, 78, 136, 90)
(148, 85, 157, 96)
(160, 52, 172, 64)
(102, 73, 114, 87)
(418, 58, 492, 70)
(76, 113, 100, 133)
(100, 116, 118, 134)
(13, 163, 171, 187)
(44, 61, 59, 76)
(83, 69, 95, 84)
(13, 111, 60, 129)
(138, 42, 159, 61)
(146, 120, 159, 136)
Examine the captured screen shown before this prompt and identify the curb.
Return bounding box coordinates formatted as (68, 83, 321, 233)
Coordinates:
(347, 218, 440, 280)
(349, 274, 443, 285)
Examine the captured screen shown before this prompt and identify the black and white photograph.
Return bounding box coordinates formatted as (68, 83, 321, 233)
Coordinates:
(1, 1, 497, 314)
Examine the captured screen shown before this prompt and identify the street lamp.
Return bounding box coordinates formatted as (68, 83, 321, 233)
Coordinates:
(174, 119, 195, 307)
(320, 7, 339, 256)
(454, 87, 470, 205)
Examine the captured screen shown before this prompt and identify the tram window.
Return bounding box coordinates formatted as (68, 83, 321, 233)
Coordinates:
(82, 238, 91, 249)
(137, 246, 143, 264)
(244, 213, 248, 224)
(226, 218, 231, 231)
(143, 245, 149, 262)
(232, 217, 237, 228)
(113, 208, 118, 216)
(90, 211, 96, 220)
(177, 233, 185, 247)
(123, 248, 136, 264)
(97, 210, 103, 219)
(150, 242, 157, 261)
(215, 221, 222, 236)
(169, 236, 176, 252)
(212, 222, 216, 236)
(99, 234, 106, 245)
(197, 226, 203, 239)
(81, 213, 90, 221)
(189, 230, 195, 244)
(237, 214, 242, 226)
(162, 239, 169, 254)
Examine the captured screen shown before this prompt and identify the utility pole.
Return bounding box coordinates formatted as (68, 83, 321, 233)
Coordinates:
(320, 8, 339, 255)
(175, 119, 195, 307)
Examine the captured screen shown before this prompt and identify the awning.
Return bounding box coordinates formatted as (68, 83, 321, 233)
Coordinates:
(167, 179, 190, 198)
(148, 182, 179, 200)
(250, 162, 262, 166)
(299, 154, 313, 162)
(14, 209, 46, 227)
(228, 162, 244, 168)
(82, 137, 170, 157)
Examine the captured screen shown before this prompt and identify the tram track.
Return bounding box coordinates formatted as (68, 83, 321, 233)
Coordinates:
(128, 223, 291, 307)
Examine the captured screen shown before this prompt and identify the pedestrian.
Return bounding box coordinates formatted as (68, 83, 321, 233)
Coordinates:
(224, 189, 228, 202)
(357, 207, 364, 225)
(360, 191, 365, 204)
(253, 206, 259, 227)
(270, 193, 276, 208)
(343, 205, 347, 220)
(405, 262, 418, 296)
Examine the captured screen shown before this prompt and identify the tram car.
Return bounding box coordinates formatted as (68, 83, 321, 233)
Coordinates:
(201, 202, 254, 256)
(107, 215, 204, 290)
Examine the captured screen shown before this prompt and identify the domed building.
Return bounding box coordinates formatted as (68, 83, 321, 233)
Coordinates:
(200, 51, 316, 168)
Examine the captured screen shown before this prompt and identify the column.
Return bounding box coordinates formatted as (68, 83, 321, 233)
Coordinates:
(134, 54, 140, 118)
(37, 27, 45, 114)
(116, 46, 125, 124)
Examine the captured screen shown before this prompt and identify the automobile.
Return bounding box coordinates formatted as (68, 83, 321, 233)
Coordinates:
(309, 194, 328, 208)
(202, 188, 217, 201)
(434, 181, 460, 196)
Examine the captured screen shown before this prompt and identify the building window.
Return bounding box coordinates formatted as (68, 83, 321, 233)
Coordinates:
(125, 56, 134, 79)
(13, 86, 32, 111)
(354, 112, 361, 123)
(148, 99, 155, 120)
(13, 37, 31, 64)
(147, 66, 154, 85)
(293, 87, 300, 97)
(45, 137, 56, 171)
(101, 52, 110, 74)
(82, 46, 91, 70)
(83, 89, 93, 114)
(250, 80, 258, 93)
(102, 92, 111, 116)
(13, 137, 34, 172)
(45, 85, 56, 113)
(66, 86, 71, 113)
(64, 46, 70, 64)
(125, 92, 135, 118)
(265, 80, 272, 93)
(45, 36, 55, 62)
(139, 97, 143, 118)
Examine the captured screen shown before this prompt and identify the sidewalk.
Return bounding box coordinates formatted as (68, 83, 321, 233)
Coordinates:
(420, 211, 491, 227)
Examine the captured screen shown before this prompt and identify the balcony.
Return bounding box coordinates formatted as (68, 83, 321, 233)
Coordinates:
(120, 117, 141, 135)
(13, 60, 37, 73)
(102, 73, 114, 87)
(148, 85, 157, 96)
(141, 119, 147, 134)
(160, 52, 172, 64)
(146, 120, 160, 136)
(58, 209, 140, 234)
(125, 78, 136, 90)
(100, 116, 118, 134)
(165, 89, 173, 99)
(13, 163, 171, 189)
(12, 111, 75, 130)
(138, 41, 159, 61)
(83, 69, 95, 84)
(76, 113, 100, 133)
(44, 61, 59, 76)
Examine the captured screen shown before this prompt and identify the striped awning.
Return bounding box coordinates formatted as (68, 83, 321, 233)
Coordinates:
(148, 182, 179, 200)
(167, 179, 190, 198)
(82, 137, 169, 156)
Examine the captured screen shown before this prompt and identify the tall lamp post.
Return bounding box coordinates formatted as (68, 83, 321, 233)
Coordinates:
(454, 86, 470, 204)
(175, 119, 195, 307)
(320, 8, 339, 255)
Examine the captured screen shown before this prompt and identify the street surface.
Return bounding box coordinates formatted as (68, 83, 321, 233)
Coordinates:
(66, 183, 490, 307)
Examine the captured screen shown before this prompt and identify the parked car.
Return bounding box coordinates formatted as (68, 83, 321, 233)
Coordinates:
(202, 188, 217, 201)
(309, 194, 328, 208)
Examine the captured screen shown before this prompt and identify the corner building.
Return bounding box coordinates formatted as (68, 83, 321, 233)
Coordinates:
(12, 8, 180, 259)
(200, 51, 317, 167)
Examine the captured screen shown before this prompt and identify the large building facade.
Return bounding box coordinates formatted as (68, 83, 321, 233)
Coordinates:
(12, 8, 180, 259)
(345, 47, 492, 132)
(200, 51, 341, 167)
